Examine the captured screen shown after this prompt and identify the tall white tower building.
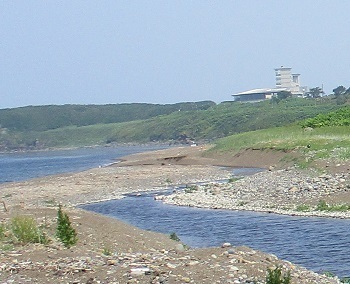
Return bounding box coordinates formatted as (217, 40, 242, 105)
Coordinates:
(275, 66, 304, 95)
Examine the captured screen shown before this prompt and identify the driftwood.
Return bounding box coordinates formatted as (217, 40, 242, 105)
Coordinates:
(1, 200, 8, 212)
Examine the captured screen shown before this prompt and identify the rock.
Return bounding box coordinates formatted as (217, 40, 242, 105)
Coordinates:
(222, 242, 232, 248)
(186, 260, 199, 266)
(227, 249, 235, 254)
(175, 243, 185, 252)
(130, 267, 151, 276)
(230, 265, 239, 271)
(107, 259, 118, 265)
(166, 263, 177, 269)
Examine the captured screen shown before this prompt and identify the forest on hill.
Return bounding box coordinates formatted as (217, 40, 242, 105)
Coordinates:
(0, 101, 215, 131)
(0, 96, 348, 151)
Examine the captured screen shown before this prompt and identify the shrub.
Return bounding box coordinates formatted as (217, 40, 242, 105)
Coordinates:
(102, 247, 112, 256)
(315, 200, 350, 212)
(228, 176, 241, 183)
(322, 271, 335, 277)
(11, 215, 47, 244)
(184, 185, 198, 193)
(56, 205, 78, 248)
(169, 232, 181, 242)
(0, 223, 5, 240)
(266, 266, 291, 284)
(300, 107, 350, 128)
(296, 204, 310, 212)
(316, 200, 329, 211)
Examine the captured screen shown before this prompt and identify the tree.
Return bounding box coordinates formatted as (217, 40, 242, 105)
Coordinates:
(277, 91, 292, 100)
(333, 85, 346, 97)
(270, 91, 292, 105)
(306, 87, 324, 98)
(56, 205, 78, 248)
(270, 95, 281, 105)
(346, 87, 350, 95)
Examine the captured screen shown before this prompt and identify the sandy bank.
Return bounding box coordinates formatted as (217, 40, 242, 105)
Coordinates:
(0, 145, 347, 283)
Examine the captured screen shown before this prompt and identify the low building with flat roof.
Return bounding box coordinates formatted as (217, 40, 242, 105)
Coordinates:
(232, 87, 286, 102)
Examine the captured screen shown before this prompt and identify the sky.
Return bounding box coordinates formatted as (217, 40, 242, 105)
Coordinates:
(1, 1, 350, 109)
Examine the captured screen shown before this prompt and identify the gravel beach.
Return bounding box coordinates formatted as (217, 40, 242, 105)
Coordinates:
(0, 145, 348, 283)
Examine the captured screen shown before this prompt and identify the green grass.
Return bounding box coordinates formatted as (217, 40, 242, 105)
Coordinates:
(316, 200, 350, 212)
(102, 246, 112, 256)
(266, 266, 291, 284)
(11, 215, 48, 244)
(210, 125, 350, 165)
(296, 204, 311, 212)
(0, 243, 14, 251)
(0, 206, 79, 248)
(295, 201, 350, 213)
(2, 97, 344, 149)
(228, 176, 242, 183)
(184, 185, 199, 193)
(0, 223, 6, 240)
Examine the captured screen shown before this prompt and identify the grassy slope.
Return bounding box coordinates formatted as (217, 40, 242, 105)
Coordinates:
(0, 97, 346, 150)
(210, 124, 350, 167)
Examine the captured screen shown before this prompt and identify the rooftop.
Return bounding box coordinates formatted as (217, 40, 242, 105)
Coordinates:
(233, 87, 287, 96)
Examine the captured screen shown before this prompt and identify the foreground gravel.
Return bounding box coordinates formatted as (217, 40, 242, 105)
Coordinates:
(0, 145, 348, 283)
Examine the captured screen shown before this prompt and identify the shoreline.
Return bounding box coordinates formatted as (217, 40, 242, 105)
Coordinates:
(1, 145, 348, 283)
(158, 166, 350, 220)
(2, 145, 350, 218)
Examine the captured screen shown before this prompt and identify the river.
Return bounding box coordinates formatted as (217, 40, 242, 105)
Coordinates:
(1, 146, 349, 277)
(0, 145, 166, 183)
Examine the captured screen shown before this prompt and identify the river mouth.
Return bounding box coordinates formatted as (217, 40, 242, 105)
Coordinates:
(81, 184, 350, 278)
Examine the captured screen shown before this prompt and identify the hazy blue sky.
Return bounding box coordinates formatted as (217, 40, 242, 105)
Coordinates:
(1, 1, 349, 109)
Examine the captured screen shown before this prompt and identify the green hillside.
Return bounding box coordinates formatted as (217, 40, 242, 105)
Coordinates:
(0, 102, 215, 131)
(0, 97, 347, 151)
(209, 106, 350, 168)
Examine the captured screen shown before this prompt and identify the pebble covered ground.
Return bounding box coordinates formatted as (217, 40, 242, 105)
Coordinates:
(0, 208, 342, 284)
(1, 146, 349, 283)
(160, 168, 350, 218)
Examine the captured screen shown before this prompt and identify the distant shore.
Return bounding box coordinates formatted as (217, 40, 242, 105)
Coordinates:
(2, 144, 349, 217)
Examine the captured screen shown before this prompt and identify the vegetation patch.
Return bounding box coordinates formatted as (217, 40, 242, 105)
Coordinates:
(296, 204, 311, 212)
(184, 185, 198, 193)
(0, 222, 5, 240)
(266, 266, 291, 284)
(0, 97, 345, 150)
(56, 205, 78, 248)
(11, 215, 48, 244)
(210, 123, 350, 168)
(300, 107, 350, 128)
(316, 200, 350, 212)
(295, 201, 350, 213)
(169, 232, 181, 242)
(102, 246, 112, 256)
(228, 176, 242, 183)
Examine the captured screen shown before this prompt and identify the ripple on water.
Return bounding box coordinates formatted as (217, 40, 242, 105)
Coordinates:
(82, 195, 350, 278)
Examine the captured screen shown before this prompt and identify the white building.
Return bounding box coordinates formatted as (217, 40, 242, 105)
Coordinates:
(232, 66, 307, 101)
(275, 66, 306, 95)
